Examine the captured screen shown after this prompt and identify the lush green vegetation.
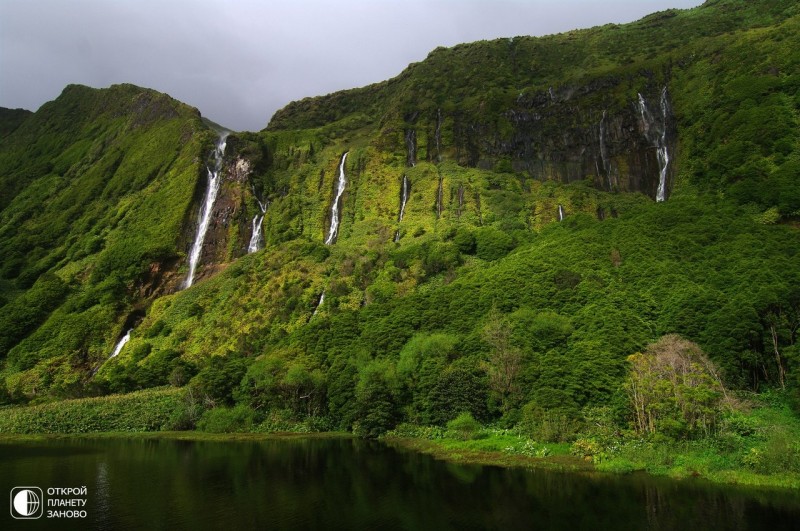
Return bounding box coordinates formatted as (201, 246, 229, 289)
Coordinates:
(0, 0, 799, 489)
(0, 387, 187, 433)
(0, 84, 211, 400)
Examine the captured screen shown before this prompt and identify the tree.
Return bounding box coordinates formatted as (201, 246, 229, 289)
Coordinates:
(625, 335, 728, 438)
(482, 309, 522, 413)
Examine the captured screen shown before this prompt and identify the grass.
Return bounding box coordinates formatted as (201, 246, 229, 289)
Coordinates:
(382, 424, 588, 472)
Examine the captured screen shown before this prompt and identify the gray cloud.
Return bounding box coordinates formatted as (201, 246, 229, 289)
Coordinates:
(1, 0, 703, 132)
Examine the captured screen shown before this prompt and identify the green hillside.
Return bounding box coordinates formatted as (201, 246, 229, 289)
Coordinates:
(1, 0, 800, 482)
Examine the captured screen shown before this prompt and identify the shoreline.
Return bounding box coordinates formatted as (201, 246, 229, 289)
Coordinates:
(2, 430, 798, 491)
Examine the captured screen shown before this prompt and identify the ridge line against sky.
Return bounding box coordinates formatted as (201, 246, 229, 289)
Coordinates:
(1, 0, 703, 132)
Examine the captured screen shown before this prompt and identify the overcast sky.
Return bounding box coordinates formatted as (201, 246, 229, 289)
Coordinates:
(1, 0, 703, 132)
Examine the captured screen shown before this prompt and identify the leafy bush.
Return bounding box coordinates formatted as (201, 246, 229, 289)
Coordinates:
(0, 387, 185, 433)
(474, 227, 515, 261)
(518, 402, 582, 443)
(447, 411, 482, 440)
(196, 405, 255, 433)
(626, 335, 728, 439)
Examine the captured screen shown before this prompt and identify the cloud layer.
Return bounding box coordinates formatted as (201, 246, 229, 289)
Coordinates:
(1, 0, 703, 131)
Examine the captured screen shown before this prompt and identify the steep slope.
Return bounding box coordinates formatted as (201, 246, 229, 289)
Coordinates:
(0, 85, 227, 398)
(0, 107, 32, 139)
(85, 0, 800, 434)
(267, 0, 799, 209)
(0, 0, 798, 447)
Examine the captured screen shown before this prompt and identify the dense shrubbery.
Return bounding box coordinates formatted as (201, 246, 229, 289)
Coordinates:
(0, 388, 185, 433)
(0, 3, 798, 493)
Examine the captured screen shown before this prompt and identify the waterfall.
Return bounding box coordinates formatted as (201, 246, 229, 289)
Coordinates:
(638, 89, 670, 202)
(558, 204, 565, 222)
(110, 329, 132, 358)
(247, 199, 267, 253)
(394, 175, 410, 243)
(185, 132, 229, 288)
(436, 174, 444, 218)
(324, 152, 348, 245)
(435, 109, 442, 162)
(312, 292, 325, 317)
(656, 87, 670, 202)
(398, 175, 410, 223)
(405, 129, 416, 167)
(599, 110, 612, 190)
(637, 93, 650, 135)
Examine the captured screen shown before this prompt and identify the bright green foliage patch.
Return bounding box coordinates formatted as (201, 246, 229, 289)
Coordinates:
(0, 387, 185, 434)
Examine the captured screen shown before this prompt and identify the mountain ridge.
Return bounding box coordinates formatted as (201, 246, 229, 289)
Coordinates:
(0, 0, 798, 457)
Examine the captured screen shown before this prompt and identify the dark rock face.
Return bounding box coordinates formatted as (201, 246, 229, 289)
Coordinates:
(455, 80, 675, 200)
(182, 135, 253, 287)
(411, 77, 677, 201)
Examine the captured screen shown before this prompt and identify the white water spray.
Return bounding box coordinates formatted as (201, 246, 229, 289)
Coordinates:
(398, 175, 410, 223)
(110, 329, 132, 358)
(247, 199, 267, 253)
(185, 132, 228, 288)
(558, 204, 565, 222)
(599, 110, 612, 190)
(637, 93, 649, 135)
(312, 292, 325, 317)
(637, 89, 670, 202)
(656, 87, 670, 202)
(394, 175, 411, 243)
(325, 152, 348, 245)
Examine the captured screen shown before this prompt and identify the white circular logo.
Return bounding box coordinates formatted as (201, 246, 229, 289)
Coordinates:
(13, 489, 40, 517)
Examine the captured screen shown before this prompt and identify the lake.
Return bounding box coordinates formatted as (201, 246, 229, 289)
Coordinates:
(1, 436, 798, 530)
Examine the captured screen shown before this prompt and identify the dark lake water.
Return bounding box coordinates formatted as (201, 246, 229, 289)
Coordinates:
(1, 436, 799, 530)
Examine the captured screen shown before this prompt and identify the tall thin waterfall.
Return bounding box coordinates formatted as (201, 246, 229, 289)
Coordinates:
(110, 329, 132, 358)
(655, 87, 670, 202)
(434, 109, 442, 162)
(185, 132, 228, 288)
(394, 175, 410, 242)
(558, 204, 565, 222)
(405, 129, 417, 167)
(247, 199, 267, 253)
(637, 89, 670, 202)
(599, 110, 611, 190)
(436, 174, 444, 218)
(325, 152, 348, 245)
(637, 93, 649, 134)
(312, 292, 325, 317)
(398, 175, 410, 222)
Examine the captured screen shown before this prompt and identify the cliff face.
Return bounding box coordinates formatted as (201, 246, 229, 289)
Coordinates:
(182, 136, 256, 285)
(2, 0, 798, 402)
(396, 78, 677, 200)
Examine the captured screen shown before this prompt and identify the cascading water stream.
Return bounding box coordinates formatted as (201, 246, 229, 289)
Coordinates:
(324, 152, 348, 245)
(434, 109, 442, 162)
(436, 175, 444, 218)
(405, 129, 417, 167)
(599, 110, 612, 190)
(312, 292, 325, 317)
(558, 204, 565, 222)
(637, 93, 649, 135)
(638, 89, 670, 202)
(110, 329, 132, 358)
(185, 132, 229, 288)
(247, 199, 267, 253)
(394, 175, 410, 242)
(655, 87, 670, 202)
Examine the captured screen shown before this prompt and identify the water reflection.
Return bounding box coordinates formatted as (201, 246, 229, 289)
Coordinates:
(0, 437, 797, 530)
